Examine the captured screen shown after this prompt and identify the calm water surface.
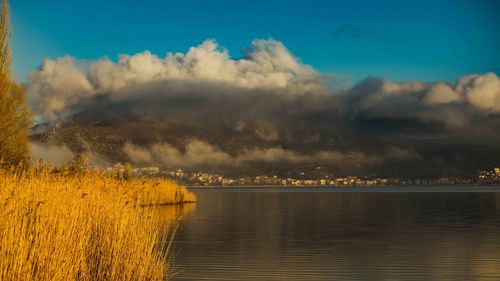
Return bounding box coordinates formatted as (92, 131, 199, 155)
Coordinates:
(170, 187, 500, 280)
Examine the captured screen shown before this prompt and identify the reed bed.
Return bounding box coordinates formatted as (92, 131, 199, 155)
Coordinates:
(0, 167, 195, 281)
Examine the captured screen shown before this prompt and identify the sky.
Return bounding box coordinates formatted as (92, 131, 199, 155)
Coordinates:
(10, 0, 500, 83)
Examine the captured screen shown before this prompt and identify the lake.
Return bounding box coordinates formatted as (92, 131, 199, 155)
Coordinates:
(170, 187, 500, 280)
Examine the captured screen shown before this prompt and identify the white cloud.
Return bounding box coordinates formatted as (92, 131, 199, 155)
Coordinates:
(458, 72, 500, 113)
(422, 83, 462, 105)
(354, 72, 500, 114)
(27, 39, 320, 118)
(25, 37, 500, 122)
(422, 73, 500, 111)
(27, 57, 95, 117)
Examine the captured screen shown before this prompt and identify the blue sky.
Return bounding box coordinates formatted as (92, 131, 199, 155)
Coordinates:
(10, 0, 500, 83)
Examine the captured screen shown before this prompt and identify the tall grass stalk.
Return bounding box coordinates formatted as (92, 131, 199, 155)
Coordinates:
(0, 167, 195, 281)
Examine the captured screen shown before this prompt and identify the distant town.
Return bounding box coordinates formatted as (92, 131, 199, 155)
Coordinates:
(104, 164, 500, 187)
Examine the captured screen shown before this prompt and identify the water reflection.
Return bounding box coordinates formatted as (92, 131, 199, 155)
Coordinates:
(151, 203, 196, 226)
(172, 189, 500, 280)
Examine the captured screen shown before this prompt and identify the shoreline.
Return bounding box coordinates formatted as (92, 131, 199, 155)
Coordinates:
(186, 185, 500, 191)
(141, 201, 197, 207)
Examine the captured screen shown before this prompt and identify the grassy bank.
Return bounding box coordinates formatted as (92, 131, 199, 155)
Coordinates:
(0, 167, 195, 281)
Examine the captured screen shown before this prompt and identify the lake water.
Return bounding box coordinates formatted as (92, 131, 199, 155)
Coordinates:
(170, 187, 500, 280)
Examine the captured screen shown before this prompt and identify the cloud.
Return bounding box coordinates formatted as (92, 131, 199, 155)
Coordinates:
(421, 73, 500, 111)
(25, 38, 499, 126)
(236, 147, 367, 164)
(347, 73, 500, 112)
(124, 140, 232, 168)
(27, 57, 95, 118)
(422, 83, 462, 105)
(30, 140, 112, 168)
(27, 39, 322, 118)
(30, 142, 75, 166)
(458, 72, 500, 112)
(344, 73, 500, 131)
(123, 139, 419, 169)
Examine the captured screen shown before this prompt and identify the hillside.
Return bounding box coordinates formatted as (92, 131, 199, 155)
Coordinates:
(31, 108, 500, 179)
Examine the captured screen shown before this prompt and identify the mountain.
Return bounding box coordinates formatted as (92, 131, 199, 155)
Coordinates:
(30, 104, 500, 179)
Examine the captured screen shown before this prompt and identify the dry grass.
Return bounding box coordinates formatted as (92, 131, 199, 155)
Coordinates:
(120, 177, 196, 206)
(0, 166, 195, 281)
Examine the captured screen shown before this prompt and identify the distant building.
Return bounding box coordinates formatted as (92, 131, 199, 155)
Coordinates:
(478, 168, 500, 184)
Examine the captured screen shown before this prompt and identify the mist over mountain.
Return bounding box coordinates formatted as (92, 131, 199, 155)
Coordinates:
(28, 39, 500, 178)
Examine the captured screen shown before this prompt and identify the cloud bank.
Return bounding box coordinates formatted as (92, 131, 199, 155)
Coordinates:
(26, 38, 500, 121)
(123, 140, 417, 169)
(344, 74, 500, 133)
(346, 73, 500, 114)
(27, 39, 321, 118)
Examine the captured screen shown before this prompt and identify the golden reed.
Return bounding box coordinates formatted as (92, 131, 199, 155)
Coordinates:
(0, 166, 195, 281)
